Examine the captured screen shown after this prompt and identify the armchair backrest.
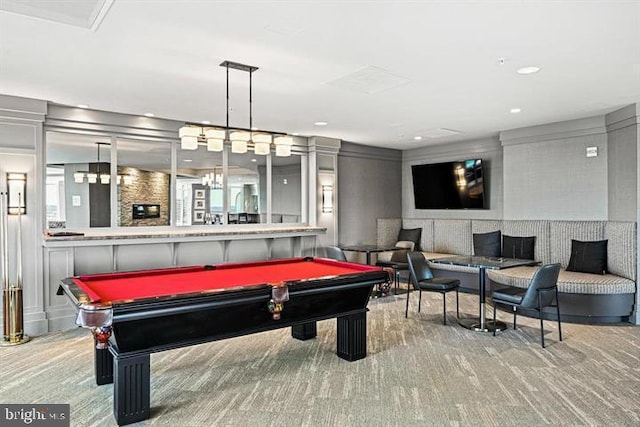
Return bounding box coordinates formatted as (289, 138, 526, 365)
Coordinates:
(520, 263, 561, 308)
(324, 246, 347, 262)
(395, 241, 415, 251)
(390, 249, 410, 263)
(407, 252, 434, 289)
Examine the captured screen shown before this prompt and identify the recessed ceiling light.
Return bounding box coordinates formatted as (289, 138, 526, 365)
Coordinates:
(144, 113, 155, 117)
(510, 108, 522, 114)
(77, 104, 89, 109)
(517, 66, 541, 75)
(314, 121, 328, 126)
(251, 158, 257, 162)
(414, 136, 422, 141)
(202, 120, 211, 125)
(183, 159, 192, 162)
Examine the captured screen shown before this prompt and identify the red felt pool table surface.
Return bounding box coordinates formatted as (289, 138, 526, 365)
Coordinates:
(72, 257, 382, 304)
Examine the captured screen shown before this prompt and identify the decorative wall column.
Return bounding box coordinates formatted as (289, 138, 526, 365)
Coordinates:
(0, 94, 48, 336)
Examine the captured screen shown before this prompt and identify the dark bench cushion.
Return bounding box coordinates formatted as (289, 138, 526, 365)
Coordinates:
(502, 235, 536, 260)
(566, 239, 608, 275)
(473, 230, 501, 257)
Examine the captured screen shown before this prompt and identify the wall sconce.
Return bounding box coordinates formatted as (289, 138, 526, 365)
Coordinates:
(7, 172, 27, 215)
(322, 185, 333, 213)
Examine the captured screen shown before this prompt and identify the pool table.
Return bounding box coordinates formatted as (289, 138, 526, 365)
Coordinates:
(57, 257, 388, 425)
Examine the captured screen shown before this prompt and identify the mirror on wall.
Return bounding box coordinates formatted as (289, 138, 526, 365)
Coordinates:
(271, 153, 303, 223)
(46, 132, 172, 228)
(116, 138, 171, 227)
(46, 132, 113, 229)
(228, 149, 265, 224)
(176, 145, 224, 226)
(45, 130, 306, 229)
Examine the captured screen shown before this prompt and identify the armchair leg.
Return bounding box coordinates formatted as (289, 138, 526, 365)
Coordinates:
(405, 287, 410, 318)
(442, 292, 447, 325)
(513, 307, 517, 330)
(556, 289, 563, 342)
(539, 295, 545, 348)
(492, 302, 497, 337)
(394, 270, 400, 295)
(418, 290, 422, 313)
(455, 290, 459, 319)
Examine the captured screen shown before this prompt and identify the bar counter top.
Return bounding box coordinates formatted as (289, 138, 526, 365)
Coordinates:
(43, 225, 326, 247)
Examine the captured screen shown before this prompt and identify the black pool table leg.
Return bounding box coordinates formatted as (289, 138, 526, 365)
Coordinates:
(95, 345, 114, 385)
(291, 321, 317, 340)
(113, 353, 150, 426)
(336, 311, 367, 361)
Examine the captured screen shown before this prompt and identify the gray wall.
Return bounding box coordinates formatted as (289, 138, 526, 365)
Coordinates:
(501, 116, 608, 220)
(606, 104, 638, 221)
(402, 138, 503, 219)
(272, 163, 302, 218)
(338, 142, 402, 245)
(63, 164, 90, 228)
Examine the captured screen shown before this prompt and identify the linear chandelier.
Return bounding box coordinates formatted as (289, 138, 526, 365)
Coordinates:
(178, 60, 294, 157)
(73, 142, 133, 185)
(202, 168, 223, 189)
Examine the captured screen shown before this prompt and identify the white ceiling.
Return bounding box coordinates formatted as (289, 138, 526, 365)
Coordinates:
(1, 1, 639, 150)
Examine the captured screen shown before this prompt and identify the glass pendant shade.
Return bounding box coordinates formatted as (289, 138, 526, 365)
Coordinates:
(231, 131, 250, 154)
(253, 134, 272, 155)
(207, 138, 224, 152)
(86, 173, 98, 184)
(73, 172, 84, 183)
(205, 129, 225, 152)
(179, 127, 201, 150)
(274, 136, 293, 157)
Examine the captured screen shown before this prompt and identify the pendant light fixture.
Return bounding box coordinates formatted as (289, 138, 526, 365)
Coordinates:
(73, 142, 132, 185)
(178, 60, 293, 156)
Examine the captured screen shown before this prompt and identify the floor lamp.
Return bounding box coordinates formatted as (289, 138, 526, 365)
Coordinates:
(1, 173, 29, 346)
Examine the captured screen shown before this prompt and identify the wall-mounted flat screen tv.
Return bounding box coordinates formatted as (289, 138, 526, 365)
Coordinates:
(412, 159, 486, 209)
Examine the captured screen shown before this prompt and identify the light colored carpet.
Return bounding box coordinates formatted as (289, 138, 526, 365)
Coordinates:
(1, 290, 639, 426)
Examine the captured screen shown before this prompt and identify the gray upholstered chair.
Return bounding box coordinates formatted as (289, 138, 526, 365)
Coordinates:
(406, 252, 460, 324)
(324, 246, 348, 262)
(491, 263, 562, 348)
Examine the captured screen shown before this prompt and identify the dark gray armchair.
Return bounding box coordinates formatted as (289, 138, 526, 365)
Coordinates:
(406, 252, 460, 324)
(324, 246, 348, 262)
(491, 263, 562, 348)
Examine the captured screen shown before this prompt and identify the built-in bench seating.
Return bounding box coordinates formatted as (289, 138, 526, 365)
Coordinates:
(377, 218, 637, 323)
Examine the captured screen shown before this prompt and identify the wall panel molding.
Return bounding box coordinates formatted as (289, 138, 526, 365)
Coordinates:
(501, 116, 607, 146)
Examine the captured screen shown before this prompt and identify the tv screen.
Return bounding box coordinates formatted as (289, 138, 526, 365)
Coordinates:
(411, 159, 486, 209)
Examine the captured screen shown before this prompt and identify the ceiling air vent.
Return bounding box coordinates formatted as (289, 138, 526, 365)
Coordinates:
(327, 66, 410, 94)
(0, 0, 114, 31)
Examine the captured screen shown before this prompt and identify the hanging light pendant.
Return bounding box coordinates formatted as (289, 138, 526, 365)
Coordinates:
(205, 129, 225, 152)
(179, 127, 200, 150)
(274, 136, 293, 157)
(253, 134, 271, 155)
(230, 131, 250, 154)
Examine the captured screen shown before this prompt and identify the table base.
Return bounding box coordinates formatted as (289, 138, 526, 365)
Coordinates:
(458, 317, 507, 333)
